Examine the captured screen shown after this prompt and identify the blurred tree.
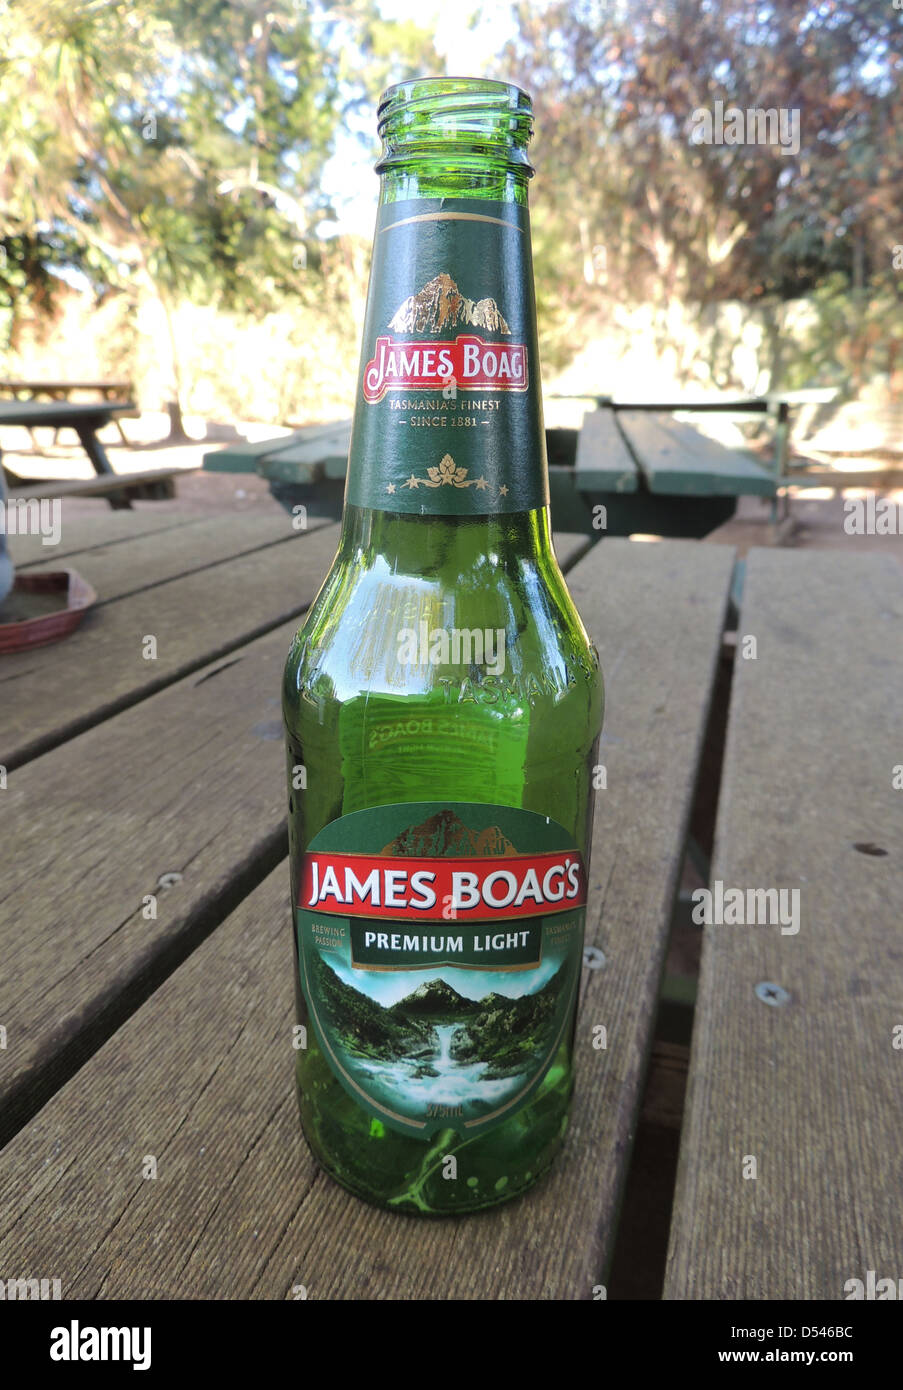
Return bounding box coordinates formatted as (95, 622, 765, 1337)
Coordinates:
(0, 0, 437, 427)
(502, 0, 903, 384)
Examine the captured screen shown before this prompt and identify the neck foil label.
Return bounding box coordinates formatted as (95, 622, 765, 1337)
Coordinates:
(345, 198, 548, 516)
(295, 801, 585, 1137)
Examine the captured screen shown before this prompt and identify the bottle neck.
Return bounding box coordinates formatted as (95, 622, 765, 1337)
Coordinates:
(374, 76, 534, 204)
(378, 165, 531, 207)
(339, 79, 548, 557)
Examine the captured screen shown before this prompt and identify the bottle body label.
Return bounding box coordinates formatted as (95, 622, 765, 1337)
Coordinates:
(345, 198, 548, 515)
(296, 801, 585, 1137)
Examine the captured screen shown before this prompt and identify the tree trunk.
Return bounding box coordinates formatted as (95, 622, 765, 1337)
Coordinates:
(159, 288, 190, 442)
(165, 399, 190, 443)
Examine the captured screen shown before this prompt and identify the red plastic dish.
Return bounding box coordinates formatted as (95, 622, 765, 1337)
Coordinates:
(0, 569, 97, 653)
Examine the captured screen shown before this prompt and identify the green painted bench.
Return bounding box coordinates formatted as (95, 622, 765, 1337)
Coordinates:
(202, 418, 745, 538)
(572, 406, 775, 537)
(204, 391, 834, 538)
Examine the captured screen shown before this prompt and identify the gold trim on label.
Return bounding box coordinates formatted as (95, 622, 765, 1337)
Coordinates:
(349, 957, 541, 973)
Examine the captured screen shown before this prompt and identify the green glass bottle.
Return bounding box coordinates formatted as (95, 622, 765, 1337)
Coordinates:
(283, 76, 603, 1215)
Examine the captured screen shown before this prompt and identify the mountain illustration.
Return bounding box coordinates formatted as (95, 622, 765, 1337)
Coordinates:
(388, 272, 511, 335)
(449, 966, 565, 1078)
(310, 951, 436, 1061)
(310, 947, 567, 1083)
(379, 809, 516, 858)
(390, 978, 479, 1019)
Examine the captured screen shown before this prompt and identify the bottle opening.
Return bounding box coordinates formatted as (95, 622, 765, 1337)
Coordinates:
(376, 76, 534, 175)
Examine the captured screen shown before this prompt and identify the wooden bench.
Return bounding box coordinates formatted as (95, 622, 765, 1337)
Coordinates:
(5, 466, 186, 507)
(203, 405, 780, 537)
(205, 420, 353, 482)
(574, 407, 776, 537)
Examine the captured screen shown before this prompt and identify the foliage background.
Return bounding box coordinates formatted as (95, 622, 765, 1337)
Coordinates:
(1, 0, 901, 427)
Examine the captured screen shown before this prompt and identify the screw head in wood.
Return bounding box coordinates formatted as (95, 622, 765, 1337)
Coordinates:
(755, 981, 791, 1006)
(583, 945, 606, 970)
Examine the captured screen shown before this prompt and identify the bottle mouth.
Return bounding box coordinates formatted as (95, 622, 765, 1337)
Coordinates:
(376, 76, 534, 175)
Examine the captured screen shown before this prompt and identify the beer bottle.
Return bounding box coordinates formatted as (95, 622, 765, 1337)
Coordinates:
(283, 77, 603, 1214)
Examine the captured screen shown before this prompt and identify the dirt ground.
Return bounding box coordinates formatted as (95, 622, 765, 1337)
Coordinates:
(705, 486, 903, 568)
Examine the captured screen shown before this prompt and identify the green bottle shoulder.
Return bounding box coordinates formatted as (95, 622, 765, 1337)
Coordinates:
(282, 552, 603, 737)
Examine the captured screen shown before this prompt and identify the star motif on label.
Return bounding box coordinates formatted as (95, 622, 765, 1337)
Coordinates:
(474, 476, 489, 490)
(386, 483, 396, 494)
(405, 474, 420, 488)
(498, 485, 509, 497)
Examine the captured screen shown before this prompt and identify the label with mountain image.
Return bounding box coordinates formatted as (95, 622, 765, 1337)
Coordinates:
(345, 197, 548, 516)
(296, 802, 585, 1137)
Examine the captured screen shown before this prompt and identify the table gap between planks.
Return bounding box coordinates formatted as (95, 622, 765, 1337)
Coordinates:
(0, 508, 735, 1297)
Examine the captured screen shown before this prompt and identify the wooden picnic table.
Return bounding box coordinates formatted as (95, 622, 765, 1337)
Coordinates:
(0, 378, 132, 400)
(202, 406, 782, 538)
(0, 401, 134, 476)
(1, 507, 901, 1299)
(0, 401, 185, 509)
(0, 380, 138, 447)
(203, 390, 844, 537)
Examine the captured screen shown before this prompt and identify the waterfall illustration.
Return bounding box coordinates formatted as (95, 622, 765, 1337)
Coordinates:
(435, 1024, 456, 1066)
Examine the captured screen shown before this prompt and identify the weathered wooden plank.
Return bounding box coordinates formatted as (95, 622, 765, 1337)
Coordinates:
(0, 617, 304, 1145)
(665, 549, 903, 1300)
(0, 401, 130, 427)
(0, 539, 735, 1297)
(619, 412, 775, 496)
(8, 467, 185, 502)
(20, 509, 328, 602)
(0, 522, 341, 770)
(258, 423, 352, 484)
(574, 408, 639, 492)
(6, 505, 199, 567)
(202, 434, 298, 471)
(12, 511, 579, 593)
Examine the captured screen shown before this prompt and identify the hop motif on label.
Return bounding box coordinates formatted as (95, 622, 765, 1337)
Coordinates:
(404, 454, 481, 490)
(429, 454, 469, 488)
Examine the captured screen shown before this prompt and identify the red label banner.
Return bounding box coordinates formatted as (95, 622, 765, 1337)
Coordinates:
(300, 849, 585, 922)
(363, 334, 528, 402)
